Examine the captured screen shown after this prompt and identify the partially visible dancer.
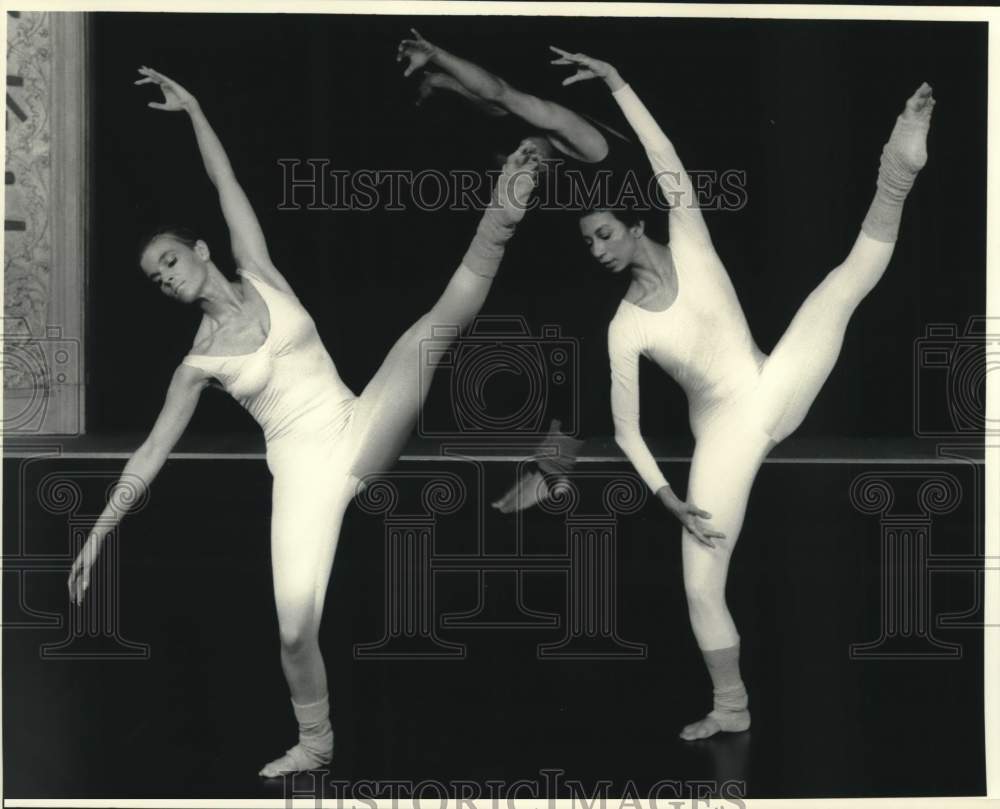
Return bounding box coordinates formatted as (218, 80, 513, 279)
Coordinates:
(397, 27, 613, 164)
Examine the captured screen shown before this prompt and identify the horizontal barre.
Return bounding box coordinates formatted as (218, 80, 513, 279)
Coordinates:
(1, 450, 985, 464)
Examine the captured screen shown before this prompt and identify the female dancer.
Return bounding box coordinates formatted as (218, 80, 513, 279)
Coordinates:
(544, 49, 934, 740)
(66, 67, 540, 776)
(396, 28, 614, 164)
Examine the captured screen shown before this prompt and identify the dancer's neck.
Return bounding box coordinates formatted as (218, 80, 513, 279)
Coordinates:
(197, 263, 247, 321)
(628, 237, 675, 293)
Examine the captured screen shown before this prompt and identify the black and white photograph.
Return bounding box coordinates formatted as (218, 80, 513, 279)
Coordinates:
(3, 2, 997, 805)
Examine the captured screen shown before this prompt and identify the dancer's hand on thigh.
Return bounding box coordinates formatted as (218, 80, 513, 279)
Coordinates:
(658, 487, 725, 548)
(683, 512, 726, 549)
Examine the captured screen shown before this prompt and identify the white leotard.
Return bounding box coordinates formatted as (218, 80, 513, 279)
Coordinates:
(607, 84, 894, 501)
(607, 86, 766, 492)
(181, 269, 358, 470)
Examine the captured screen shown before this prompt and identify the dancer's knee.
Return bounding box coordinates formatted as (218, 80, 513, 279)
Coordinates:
(684, 575, 727, 616)
(395, 312, 458, 370)
(822, 264, 862, 304)
(431, 268, 493, 330)
(384, 312, 446, 368)
(836, 238, 893, 299)
(476, 75, 509, 105)
(279, 621, 319, 657)
(421, 293, 482, 350)
(803, 263, 873, 324)
(400, 314, 432, 350)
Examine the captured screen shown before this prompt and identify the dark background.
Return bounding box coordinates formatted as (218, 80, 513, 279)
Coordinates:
(7, 12, 988, 799)
(88, 13, 987, 444)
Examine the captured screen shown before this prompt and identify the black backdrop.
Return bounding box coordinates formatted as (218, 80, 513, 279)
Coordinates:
(89, 13, 987, 443)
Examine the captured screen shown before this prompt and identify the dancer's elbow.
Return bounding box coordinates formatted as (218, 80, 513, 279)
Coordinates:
(613, 430, 639, 456)
(130, 439, 167, 479)
(479, 75, 510, 104)
(643, 134, 674, 157)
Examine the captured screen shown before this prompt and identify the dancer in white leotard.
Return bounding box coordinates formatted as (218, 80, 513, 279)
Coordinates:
(67, 67, 541, 776)
(548, 49, 934, 739)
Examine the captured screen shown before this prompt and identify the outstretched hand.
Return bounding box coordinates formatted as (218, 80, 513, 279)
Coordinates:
(134, 66, 197, 111)
(549, 47, 623, 90)
(68, 531, 106, 606)
(396, 28, 437, 77)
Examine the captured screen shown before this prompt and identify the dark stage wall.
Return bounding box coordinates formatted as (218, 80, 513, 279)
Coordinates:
(88, 14, 987, 442)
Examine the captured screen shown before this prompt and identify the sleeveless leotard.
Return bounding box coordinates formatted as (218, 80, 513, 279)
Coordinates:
(181, 269, 358, 473)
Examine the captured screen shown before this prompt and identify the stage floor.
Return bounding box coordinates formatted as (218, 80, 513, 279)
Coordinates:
(3, 449, 986, 799)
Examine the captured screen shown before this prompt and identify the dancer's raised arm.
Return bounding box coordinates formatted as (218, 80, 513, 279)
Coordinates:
(135, 67, 293, 294)
(551, 48, 711, 246)
(68, 365, 209, 604)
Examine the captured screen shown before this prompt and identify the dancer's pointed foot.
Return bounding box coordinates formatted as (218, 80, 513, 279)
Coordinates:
(862, 83, 935, 242)
(892, 82, 935, 172)
(903, 82, 935, 125)
(495, 140, 541, 223)
(679, 708, 750, 741)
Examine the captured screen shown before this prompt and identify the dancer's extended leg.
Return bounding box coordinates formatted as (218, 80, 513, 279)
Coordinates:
(348, 142, 540, 482)
(752, 83, 933, 443)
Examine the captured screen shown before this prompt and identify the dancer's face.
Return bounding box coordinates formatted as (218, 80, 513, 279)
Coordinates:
(579, 211, 643, 273)
(139, 235, 209, 303)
